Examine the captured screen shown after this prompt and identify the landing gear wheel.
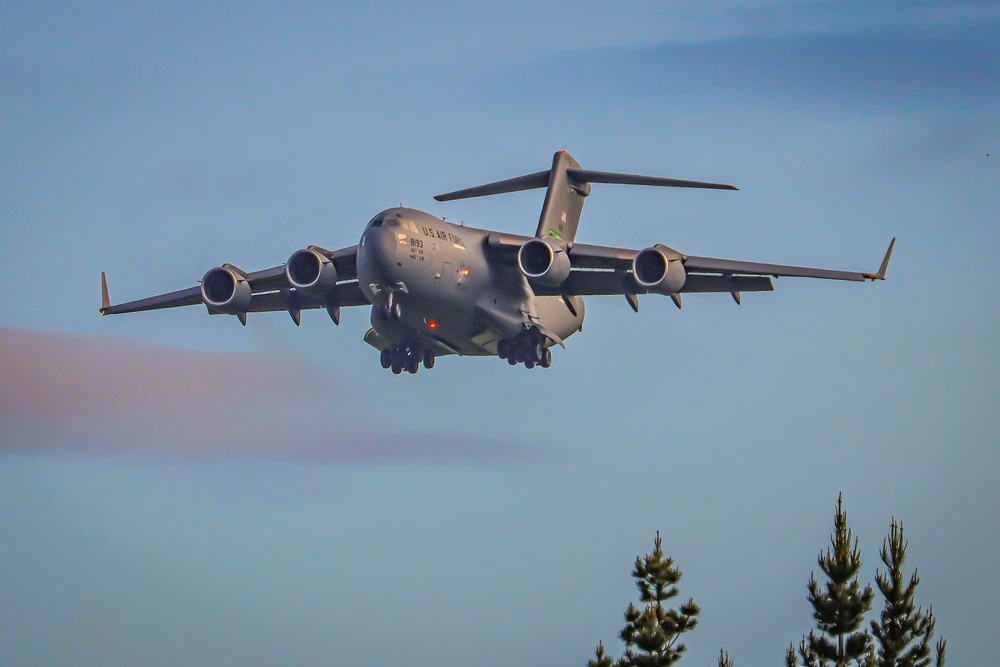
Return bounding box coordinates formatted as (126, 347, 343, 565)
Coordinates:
(391, 362, 402, 375)
(507, 356, 518, 366)
(423, 352, 435, 369)
(406, 352, 420, 374)
(525, 359, 535, 369)
(533, 341, 545, 361)
(540, 347, 552, 368)
(497, 340, 509, 359)
(391, 301, 402, 320)
(380, 348, 392, 369)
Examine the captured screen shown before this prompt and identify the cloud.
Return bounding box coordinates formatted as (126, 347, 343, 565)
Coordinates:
(0, 327, 536, 464)
(475, 29, 999, 113)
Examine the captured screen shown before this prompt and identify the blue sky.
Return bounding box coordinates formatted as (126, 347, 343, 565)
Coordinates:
(1, 2, 997, 666)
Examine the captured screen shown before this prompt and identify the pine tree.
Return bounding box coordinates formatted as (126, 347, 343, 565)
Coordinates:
(617, 531, 700, 667)
(588, 641, 616, 667)
(717, 647, 734, 667)
(797, 494, 875, 667)
(869, 519, 946, 667)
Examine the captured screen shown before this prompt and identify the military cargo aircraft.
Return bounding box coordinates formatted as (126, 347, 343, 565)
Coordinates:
(101, 150, 894, 374)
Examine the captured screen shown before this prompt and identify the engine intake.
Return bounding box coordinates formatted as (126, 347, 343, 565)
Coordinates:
(518, 238, 571, 286)
(201, 266, 251, 314)
(286, 248, 338, 297)
(632, 247, 687, 295)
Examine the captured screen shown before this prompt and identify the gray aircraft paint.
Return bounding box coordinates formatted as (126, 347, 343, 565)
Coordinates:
(100, 151, 893, 373)
(356, 208, 583, 358)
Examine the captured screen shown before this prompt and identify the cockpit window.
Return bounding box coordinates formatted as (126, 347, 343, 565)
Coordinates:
(367, 215, 384, 229)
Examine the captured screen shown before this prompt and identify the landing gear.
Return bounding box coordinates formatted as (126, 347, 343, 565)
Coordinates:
(380, 344, 435, 375)
(380, 301, 402, 321)
(497, 331, 554, 369)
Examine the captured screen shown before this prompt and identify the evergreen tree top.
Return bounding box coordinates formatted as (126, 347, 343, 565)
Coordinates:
(631, 531, 683, 604)
(817, 494, 866, 590)
(607, 531, 701, 667)
(800, 494, 874, 667)
(870, 519, 943, 667)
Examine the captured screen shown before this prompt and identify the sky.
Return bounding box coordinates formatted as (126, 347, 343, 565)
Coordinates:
(1, 1, 998, 665)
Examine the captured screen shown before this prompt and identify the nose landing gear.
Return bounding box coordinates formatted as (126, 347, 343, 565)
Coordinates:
(380, 300, 402, 321)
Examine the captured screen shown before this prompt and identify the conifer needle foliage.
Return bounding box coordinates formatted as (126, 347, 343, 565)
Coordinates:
(587, 641, 616, 667)
(798, 494, 874, 667)
(588, 531, 700, 667)
(869, 519, 946, 667)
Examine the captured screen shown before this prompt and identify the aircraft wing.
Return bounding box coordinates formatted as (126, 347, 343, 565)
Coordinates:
(101, 245, 367, 324)
(487, 233, 894, 302)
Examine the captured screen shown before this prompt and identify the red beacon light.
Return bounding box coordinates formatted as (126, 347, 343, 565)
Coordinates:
(428, 319, 438, 330)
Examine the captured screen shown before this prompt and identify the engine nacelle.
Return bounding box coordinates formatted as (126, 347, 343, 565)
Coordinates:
(632, 247, 687, 295)
(201, 266, 251, 314)
(285, 248, 339, 298)
(518, 238, 571, 286)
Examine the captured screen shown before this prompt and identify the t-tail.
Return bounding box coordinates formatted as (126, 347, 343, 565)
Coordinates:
(434, 150, 737, 243)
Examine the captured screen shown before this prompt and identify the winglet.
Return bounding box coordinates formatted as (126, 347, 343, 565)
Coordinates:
(869, 237, 895, 281)
(100, 272, 110, 315)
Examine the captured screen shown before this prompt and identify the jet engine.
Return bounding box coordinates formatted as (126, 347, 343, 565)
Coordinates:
(201, 266, 251, 314)
(285, 248, 338, 297)
(632, 247, 687, 295)
(518, 238, 571, 286)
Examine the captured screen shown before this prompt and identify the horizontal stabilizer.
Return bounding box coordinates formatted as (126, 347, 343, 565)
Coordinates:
(566, 169, 738, 191)
(434, 171, 550, 202)
(435, 166, 737, 202)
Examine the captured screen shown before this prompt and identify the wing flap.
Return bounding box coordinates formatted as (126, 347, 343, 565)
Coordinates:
(683, 256, 869, 281)
(237, 282, 369, 313)
(530, 271, 773, 296)
(682, 274, 774, 293)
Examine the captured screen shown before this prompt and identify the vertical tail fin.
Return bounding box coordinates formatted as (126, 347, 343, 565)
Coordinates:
(534, 151, 590, 243)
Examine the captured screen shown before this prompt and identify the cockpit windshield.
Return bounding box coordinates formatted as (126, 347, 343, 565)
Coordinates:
(367, 212, 408, 230)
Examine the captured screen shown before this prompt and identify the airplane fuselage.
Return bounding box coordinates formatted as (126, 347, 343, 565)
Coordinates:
(356, 208, 584, 360)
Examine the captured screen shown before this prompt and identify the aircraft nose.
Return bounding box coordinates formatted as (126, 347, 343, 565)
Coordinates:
(360, 226, 401, 280)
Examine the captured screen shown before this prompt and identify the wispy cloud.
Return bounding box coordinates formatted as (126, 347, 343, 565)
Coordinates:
(475, 29, 998, 113)
(0, 327, 536, 464)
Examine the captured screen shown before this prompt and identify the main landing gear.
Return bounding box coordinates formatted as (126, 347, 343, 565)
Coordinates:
(380, 345, 434, 375)
(497, 332, 552, 369)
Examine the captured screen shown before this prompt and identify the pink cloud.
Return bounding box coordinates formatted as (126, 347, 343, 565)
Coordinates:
(0, 327, 534, 463)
